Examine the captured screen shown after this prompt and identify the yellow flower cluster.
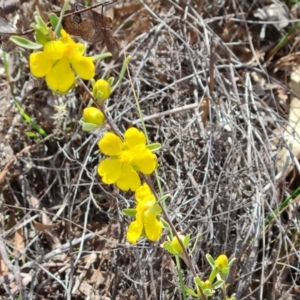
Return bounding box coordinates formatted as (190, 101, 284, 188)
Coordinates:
(29, 29, 95, 93)
(97, 127, 161, 244)
(98, 127, 158, 192)
(126, 183, 163, 244)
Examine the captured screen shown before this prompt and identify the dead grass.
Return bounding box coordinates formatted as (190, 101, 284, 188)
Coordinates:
(1, 0, 300, 299)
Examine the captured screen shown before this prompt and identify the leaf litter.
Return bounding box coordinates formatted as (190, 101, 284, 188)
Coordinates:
(1, 0, 300, 299)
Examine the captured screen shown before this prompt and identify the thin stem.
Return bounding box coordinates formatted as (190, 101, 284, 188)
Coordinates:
(55, 0, 70, 35)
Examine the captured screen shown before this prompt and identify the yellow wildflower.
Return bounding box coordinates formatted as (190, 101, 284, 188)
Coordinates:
(126, 183, 163, 244)
(215, 254, 229, 274)
(98, 127, 158, 191)
(29, 29, 95, 93)
(82, 107, 105, 126)
(93, 79, 111, 101)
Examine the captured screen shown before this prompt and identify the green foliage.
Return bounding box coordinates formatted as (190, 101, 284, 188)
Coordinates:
(9, 36, 42, 49)
(122, 209, 137, 217)
(48, 13, 61, 36)
(146, 143, 161, 152)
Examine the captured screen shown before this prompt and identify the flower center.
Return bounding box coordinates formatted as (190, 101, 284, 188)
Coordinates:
(120, 150, 134, 164)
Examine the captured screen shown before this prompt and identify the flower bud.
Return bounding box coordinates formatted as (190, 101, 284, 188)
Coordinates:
(202, 280, 212, 290)
(93, 79, 111, 101)
(215, 254, 228, 273)
(35, 29, 50, 45)
(82, 107, 105, 126)
(171, 234, 186, 254)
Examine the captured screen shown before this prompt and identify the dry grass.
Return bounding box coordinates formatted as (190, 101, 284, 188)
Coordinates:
(1, 0, 300, 299)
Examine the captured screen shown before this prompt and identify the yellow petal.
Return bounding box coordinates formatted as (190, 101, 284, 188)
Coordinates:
(127, 220, 143, 244)
(215, 254, 228, 272)
(45, 58, 75, 93)
(98, 159, 122, 184)
(171, 234, 186, 254)
(83, 107, 105, 126)
(98, 132, 122, 156)
(93, 79, 111, 101)
(44, 40, 66, 60)
(143, 211, 162, 242)
(133, 149, 157, 174)
(29, 52, 52, 77)
(135, 183, 154, 203)
(72, 56, 95, 80)
(116, 164, 141, 191)
(60, 29, 76, 48)
(124, 128, 146, 151)
(61, 29, 85, 55)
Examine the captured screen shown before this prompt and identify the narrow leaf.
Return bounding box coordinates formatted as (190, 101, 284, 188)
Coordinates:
(162, 242, 177, 255)
(122, 208, 137, 217)
(194, 276, 202, 287)
(9, 36, 42, 50)
(185, 287, 198, 297)
(49, 13, 61, 36)
(213, 280, 224, 289)
(146, 143, 161, 152)
(158, 194, 171, 203)
(81, 122, 101, 132)
(206, 254, 215, 268)
(34, 13, 48, 30)
(93, 53, 112, 61)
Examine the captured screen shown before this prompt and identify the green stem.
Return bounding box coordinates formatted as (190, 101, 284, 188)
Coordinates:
(175, 255, 187, 300)
(2, 52, 47, 137)
(55, 0, 70, 35)
(265, 185, 300, 227)
(111, 56, 131, 94)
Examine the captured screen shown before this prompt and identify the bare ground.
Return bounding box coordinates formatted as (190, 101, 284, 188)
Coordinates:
(1, 0, 300, 299)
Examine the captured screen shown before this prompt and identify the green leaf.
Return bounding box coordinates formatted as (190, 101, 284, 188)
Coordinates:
(158, 194, 171, 203)
(185, 287, 198, 297)
(34, 12, 48, 31)
(90, 78, 95, 88)
(35, 29, 49, 45)
(213, 280, 224, 289)
(162, 242, 177, 255)
(146, 143, 161, 152)
(25, 132, 37, 138)
(111, 56, 132, 93)
(93, 53, 113, 61)
(183, 234, 190, 248)
(206, 254, 215, 268)
(161, 218, 170, 229)
(208, 267, 218, 283)
(107, 77, 114, 86)
(203, 289, 214, 296)
(194, 276, 202, 287)
(122, 208, 137, 217)
(9, 36, 42, 50)
(228, 257, 236, 268)
(149, 203, 161, 216)
(14, 101, 47, 137)
(49, 13, 61, 36)
(81, 122, 101, 131)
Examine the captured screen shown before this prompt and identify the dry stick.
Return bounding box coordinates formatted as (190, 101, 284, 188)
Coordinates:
(0, 237, 28, 299)
(78, 73, 206, 299)
(141, 175, 207, 300)
(15, 0, 118, 36)
(77, 79, 121, 138)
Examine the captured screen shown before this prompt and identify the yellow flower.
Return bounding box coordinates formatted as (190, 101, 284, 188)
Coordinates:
(97, 127, 158, 191)
(202, 280, 212, 290)
(29, 29, 95, 93)
(215, 254, 228, 273)
(170, 234, 186, 254)
(126, 183, 163, 244)
(93, 79, 111, 101)
(82, 107, 105, 126)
